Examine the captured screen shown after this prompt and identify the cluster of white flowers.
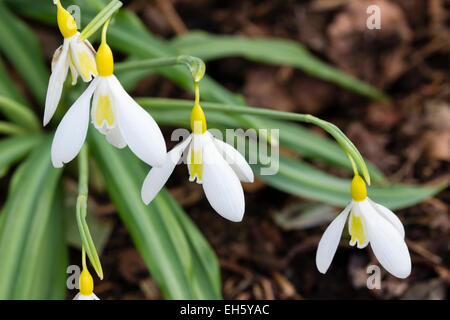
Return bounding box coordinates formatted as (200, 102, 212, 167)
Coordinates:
(46, 1, 411, 301)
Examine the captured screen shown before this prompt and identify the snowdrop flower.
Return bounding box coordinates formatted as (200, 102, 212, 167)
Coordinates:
(44, 0, 98, 126)
(141, 96, 254, 222)
(73, 268, 99, 300)
(51, 20, 166, 168)
(316, 175, 411, 278)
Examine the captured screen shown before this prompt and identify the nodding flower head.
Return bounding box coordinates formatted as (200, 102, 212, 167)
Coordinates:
(54, 0, 77, 38)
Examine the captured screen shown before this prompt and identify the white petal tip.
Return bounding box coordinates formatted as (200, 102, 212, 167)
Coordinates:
(316, 257, 330, 274)
(318, 268, 327, 275)
(220, 210, 244, 223)
(229, 216, 243, 223)
(391, 265, 411, 279)
(141, 193, 152, 206)
(51, 160, 63, 168)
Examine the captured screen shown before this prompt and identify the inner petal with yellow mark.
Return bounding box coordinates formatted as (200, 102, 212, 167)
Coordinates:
(76, 50, 98, 81)
(188, 148, 203, 183)
(349, 211, 367, 248)
(94, 95, 115, 129)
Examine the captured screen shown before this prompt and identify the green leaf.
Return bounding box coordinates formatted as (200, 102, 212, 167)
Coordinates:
(89, 129, 221, 299)
(0, 134, 43, 178)
(0, 136, 66, 299)
(0, 2, 49, 105)
(0, 95, 41, 131)
(160, 189, 222, 299)
(0, 56, 28, 105)
(78, 0, 123, 41)
(171, 31, 388, 101)
(43, 190, 69, 300)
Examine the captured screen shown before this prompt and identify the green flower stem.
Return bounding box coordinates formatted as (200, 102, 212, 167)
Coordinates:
(78, 0, 123, 42)
(137, 97, 371, 184)
(116, 57, 273, 144)
(76, 144, 103, 279)
(0, 121, 26, 135)
(115, 55, 206, 82)
(0, 96, 40, 131)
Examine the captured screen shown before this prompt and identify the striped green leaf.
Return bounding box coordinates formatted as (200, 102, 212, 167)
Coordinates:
(171, 31, 387, 101)
(0, 2, 48, 105)
(0, 136, 67, 299)
(0, 134, 43, 178)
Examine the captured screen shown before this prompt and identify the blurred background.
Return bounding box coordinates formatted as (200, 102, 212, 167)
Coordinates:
(1, 0, 449, 299)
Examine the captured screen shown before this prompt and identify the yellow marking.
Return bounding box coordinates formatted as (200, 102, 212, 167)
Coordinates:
(189, 149, 203, 181)
(95, 95, 114, 127)
(77, 50, 98, 80)
(79, 268, 94, 296)
(350, 175, 367, 202)
(96, 42, 114, 77)
(350, 212, 366, 246)
(55, 0, 77, 38)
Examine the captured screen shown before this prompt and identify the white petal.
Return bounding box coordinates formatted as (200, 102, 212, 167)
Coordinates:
(69, 62, 79, 85)
(359, 200, 411, 278)
(105, 126, 127, 149)
(141, 135, 192, 205)
(51, 78, 99, 168)
(44, 40, 69, 126)
(368, 198, 405, 238)
(108, 75, 166, 167)
(51, 44, 63, 72)
(212, 135, 254, 183)
(202, 137, 245, 222)
(316, 202, 353, 274)
(73, 293, 100, 300)
(69, 33, 97, 82)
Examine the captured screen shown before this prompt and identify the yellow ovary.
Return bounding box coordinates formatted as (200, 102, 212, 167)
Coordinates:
(350, 175, 367, 202)
(55, 0, 77, 38)
(190, 103, 207, 134)
(79, 268, 94, 296)
(96, 42, 114, 77)
(95, 95, 114, 127)
(77, 50, 98, 80)
(190, 82, 207, 134)
(189, 149, 203, 182)
(350, 212, 366, 246)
